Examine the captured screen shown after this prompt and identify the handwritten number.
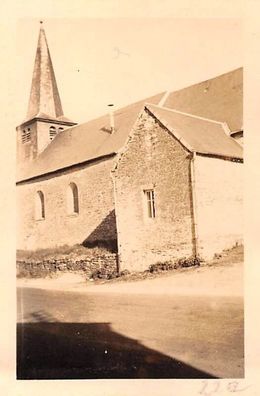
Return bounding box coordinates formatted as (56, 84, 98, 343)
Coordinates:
(227, 381, 251, 392)
(228, 381, 240, 392)
(200, 380, 251, 395)
(199, 381, 220, 396)
(199, 381, 207, 395)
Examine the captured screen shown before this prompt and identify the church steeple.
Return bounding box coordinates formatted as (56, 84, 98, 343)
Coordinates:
(27, 24, 64, 120)
(17, 24, 76, 164)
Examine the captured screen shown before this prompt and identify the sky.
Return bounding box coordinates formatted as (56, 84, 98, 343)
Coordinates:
(16, 18, 242, 125)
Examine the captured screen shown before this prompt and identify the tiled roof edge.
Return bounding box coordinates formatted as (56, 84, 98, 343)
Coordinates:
(196, 152, 243, 161)
(16, 152, 116, 184)
(145, 104, 243, 160)
(144, 104, 195, 153)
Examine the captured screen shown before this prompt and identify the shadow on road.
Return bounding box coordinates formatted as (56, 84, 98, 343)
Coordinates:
(17, 321, 217, 379)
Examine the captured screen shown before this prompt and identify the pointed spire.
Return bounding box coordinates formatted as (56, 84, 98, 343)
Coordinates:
(26, 24, 64, 120)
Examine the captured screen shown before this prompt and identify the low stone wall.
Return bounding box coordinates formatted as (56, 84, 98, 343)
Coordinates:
(17, 252, 118, 279)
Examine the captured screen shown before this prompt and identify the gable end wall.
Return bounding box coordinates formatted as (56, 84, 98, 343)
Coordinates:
(113, 109, 195, 271)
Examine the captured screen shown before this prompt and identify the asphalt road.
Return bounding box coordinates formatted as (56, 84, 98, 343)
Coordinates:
(17, 287, 244, 379)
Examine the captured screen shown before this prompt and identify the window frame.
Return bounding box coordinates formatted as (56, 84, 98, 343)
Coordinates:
(67, 182, 79, 216)
(35, 190, 45, 221)
(143, 188, 156, 219)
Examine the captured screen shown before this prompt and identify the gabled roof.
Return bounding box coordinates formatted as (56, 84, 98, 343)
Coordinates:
(145, 104, 243, 159)
(17, 92, 164, 181)
(17, 68, 243, 182)
(164, 68, 242, 133)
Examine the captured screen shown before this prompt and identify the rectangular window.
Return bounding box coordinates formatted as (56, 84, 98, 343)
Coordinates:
(144, 189, 156, 218)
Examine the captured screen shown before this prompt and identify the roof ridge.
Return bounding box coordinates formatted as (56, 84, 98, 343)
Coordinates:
(146, 103, 226, 125)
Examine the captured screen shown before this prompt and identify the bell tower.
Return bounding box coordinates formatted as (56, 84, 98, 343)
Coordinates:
(17, 22, 77, 164)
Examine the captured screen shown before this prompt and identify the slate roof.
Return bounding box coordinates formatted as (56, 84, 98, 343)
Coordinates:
(146, 104, 243, 159)
(17, 68, 243, 182)
(17, 92, 164, 181)
(164, 67, 243, 133)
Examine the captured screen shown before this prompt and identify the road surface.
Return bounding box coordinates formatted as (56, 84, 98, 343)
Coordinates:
(17, 284, 244, 379)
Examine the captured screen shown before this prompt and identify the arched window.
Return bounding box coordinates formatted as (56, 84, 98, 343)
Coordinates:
(67, 183, 79, 214)
(49, 126, 57, 141)
(35, 191, 45, 220)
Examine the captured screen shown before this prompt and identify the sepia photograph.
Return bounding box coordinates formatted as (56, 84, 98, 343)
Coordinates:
(15, 17, 244, 381)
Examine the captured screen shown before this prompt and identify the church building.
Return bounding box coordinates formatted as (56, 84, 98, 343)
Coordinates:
(16, 26, 243, 271)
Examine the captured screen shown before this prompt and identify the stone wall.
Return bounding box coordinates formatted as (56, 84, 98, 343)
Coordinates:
(17, 122, 38, 163)
(194, 155, 243, 259)
(17, 252, 118, 279)
(113, 108, 194, 272)
(17, 157, 117, 251)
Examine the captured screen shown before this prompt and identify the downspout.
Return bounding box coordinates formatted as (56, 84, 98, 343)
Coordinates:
(190, 152, 199, 258)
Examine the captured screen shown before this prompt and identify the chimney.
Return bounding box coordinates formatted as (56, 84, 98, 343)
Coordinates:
(108, 104, 115, 133)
